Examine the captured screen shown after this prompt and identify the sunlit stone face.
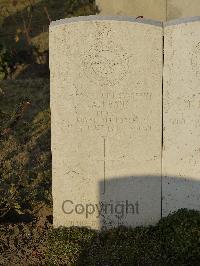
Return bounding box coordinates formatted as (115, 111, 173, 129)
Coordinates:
(50, 16, 162, 229)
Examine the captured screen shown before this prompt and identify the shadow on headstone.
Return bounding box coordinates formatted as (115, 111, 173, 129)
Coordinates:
(96, 175, 200, 229)
(98, 175, 161, 229)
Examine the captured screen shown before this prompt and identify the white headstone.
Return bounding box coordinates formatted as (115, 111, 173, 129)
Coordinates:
(163, 17, 200, 216)
(50, 16, 163, 229)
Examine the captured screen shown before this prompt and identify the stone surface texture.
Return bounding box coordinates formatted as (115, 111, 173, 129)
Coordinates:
(96, 0, 166, 21)
(96, 0, 200, 21)
(167, 0, 200, 21)
(50, 16, 163, 229)
(163, 19, 200, 216)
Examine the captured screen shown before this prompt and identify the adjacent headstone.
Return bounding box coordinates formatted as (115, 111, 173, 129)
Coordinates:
(167, 0, 200, 21)
(163, 17, 200, 216)
(50, 16, 163, 229)
(96, 0, 166, 21)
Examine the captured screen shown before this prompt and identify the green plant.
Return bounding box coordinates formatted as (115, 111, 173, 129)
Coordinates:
(47, 209, 200, 265)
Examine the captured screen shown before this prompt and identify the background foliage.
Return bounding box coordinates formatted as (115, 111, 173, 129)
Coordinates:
(0, 209, 199, 265)
(47, 210, 200, 265)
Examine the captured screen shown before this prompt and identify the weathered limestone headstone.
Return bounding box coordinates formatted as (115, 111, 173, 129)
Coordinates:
(167, 0, 200, 21)
(96, 0, 166, 21)
(50, 16, 163, 229)
(163, 17, 200, 216)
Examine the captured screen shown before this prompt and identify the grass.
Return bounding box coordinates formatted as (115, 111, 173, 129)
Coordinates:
(0, 79, 51, 220)
(0, 0, 96, 52)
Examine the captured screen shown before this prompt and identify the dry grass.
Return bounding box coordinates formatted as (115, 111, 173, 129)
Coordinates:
(0, 0, 96, 52)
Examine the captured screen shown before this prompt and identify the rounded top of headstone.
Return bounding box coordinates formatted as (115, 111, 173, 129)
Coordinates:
(50, 15, 162, 28)
(164, 16, 200, 27)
